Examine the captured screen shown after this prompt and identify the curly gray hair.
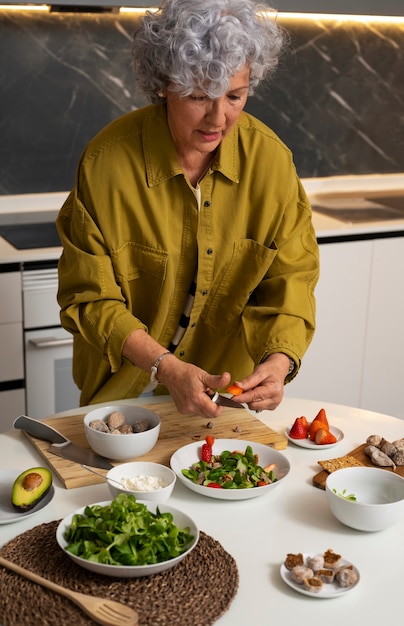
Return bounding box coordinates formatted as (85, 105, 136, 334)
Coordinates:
(132, 0, 285, 103)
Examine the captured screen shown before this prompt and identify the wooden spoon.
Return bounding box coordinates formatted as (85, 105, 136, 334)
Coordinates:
(0, 555, 138, 626)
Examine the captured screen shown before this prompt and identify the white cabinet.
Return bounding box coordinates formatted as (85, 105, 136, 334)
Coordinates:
(286, 235, 404, 420)
(361, 237, 404, 419)
(0, 268, 25, 432)
(286, 240, 373, 408)
(0, 271, 24, 382)
(0, 389, 25, 432)
(0, 322, 24, 382)
(0, 271, 22, 323)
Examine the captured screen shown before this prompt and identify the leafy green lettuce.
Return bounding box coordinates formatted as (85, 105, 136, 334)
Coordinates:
(63, 493, 194, 566)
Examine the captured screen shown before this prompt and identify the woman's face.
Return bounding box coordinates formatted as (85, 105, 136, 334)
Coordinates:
(165, 65, 250, 160)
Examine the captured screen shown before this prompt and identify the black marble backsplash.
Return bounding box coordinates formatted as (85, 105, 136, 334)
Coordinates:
(0, 10, 403, 195)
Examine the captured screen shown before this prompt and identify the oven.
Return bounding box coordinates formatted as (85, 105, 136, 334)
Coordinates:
(22, 261, 80, 418)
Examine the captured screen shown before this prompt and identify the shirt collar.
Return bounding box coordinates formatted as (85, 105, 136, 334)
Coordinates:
(143, 104, 240, 187)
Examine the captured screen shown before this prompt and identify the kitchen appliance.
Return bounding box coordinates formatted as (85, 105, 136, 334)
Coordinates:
(13, 415, 113, 470)
(0, 223, 60, 250)
(311, 192, 404, 223)
(22, 260, 80, 418)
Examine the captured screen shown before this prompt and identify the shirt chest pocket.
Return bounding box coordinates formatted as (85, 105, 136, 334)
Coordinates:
(203, 239, 277, 334)
(111, 242, 168, 327)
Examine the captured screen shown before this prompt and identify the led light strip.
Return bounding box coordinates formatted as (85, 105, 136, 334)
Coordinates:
(276, 11, 404, 23)
(0, 6, 403, 22)
(0, 4, 50, 10)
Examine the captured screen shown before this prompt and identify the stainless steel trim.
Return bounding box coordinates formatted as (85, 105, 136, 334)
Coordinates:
(28, 337, 73, 348)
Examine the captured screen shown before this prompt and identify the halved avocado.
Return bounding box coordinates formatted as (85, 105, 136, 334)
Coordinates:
(11, 467, 53, 511)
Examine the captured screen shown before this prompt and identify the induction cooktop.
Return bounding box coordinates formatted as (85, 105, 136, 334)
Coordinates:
(0, 222, 60, 249)
(312, 194, 404, 223)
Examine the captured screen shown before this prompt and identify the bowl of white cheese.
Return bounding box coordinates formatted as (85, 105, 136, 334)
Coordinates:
(106, 462, 176, 502)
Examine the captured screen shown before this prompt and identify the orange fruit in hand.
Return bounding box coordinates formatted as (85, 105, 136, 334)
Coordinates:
(225, 384, 243, 396)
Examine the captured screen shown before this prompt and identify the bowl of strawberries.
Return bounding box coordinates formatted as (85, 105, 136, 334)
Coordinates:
(286, 408, 344, 449)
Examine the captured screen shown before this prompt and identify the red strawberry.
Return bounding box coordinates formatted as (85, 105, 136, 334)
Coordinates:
(314, 408, 329, 429)
(206, 482, 222, 488)
(315, 428, 337, 445)
(201, 442, 212, 462)
(299, 416, 309, 430)
(289, 416, 308, 439)
(205, 435, 215, 448)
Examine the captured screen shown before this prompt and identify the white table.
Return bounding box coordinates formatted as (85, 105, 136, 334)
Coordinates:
(1, 396, 403, 626)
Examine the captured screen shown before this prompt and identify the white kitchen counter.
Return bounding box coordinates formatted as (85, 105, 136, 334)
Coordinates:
(1, 395, 404, 626)
(0, 174, 403, 264)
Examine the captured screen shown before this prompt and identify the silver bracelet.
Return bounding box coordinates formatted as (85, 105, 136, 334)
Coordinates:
(150, 351, 172, 383)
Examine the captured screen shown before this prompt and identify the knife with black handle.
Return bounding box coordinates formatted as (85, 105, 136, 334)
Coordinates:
(205, 391, 245, 409)
(13, 415, 113, 470)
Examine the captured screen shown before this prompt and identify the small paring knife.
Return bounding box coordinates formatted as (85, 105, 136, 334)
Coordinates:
(205, 391, 245, 409)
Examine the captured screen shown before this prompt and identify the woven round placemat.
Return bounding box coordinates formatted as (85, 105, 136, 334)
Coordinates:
(0, 521, 238, 626)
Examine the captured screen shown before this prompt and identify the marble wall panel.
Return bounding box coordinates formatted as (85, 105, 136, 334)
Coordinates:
(0, 10, 403, 195)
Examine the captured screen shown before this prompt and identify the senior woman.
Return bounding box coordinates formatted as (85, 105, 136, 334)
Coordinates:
(57, 0, 319, 419)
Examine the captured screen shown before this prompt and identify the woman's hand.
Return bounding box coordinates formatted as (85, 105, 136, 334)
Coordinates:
(123, 329, 232, 418)
(158, 357, 232, 419)
(229, 353, 292, 412)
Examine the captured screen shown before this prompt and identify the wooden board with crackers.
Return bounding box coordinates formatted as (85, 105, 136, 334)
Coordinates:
(313, 443, 404, 489)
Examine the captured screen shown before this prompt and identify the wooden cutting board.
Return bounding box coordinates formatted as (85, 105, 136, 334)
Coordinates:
(21, 401, 288, 489)
(312, 443, 404, 489)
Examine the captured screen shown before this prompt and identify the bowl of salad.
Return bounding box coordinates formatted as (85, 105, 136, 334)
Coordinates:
(170, 438, 290, 500)
(56, 494, 199, 577)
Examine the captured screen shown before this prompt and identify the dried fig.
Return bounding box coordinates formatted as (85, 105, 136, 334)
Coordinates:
(370, 448, 396, 469)
(366, 434, 382, 447)
(379, 438, 396, 458)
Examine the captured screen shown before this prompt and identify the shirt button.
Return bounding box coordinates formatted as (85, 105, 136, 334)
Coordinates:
(207, 248, 213, 255)
(204, 201, 211, 208)
(202, 290, 208, 296)
(191, 322, 196, 328)
(179, 351, 185, 357)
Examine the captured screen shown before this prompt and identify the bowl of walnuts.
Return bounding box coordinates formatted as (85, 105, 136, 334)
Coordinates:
(84, 405, 161, 461)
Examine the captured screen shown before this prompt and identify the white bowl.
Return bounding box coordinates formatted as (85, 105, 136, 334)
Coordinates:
(84, 405, 161, 461)
(56, 499, 199, 577)
(170, 438, 290, 500)
(325, 466, 404, 532)
(106, 462, 176, 502)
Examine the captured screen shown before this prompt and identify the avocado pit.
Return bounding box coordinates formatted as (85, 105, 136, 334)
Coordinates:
(22, 472, 43, 491)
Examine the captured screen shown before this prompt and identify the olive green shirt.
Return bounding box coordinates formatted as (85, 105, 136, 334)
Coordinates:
(57, 104, 319, 406)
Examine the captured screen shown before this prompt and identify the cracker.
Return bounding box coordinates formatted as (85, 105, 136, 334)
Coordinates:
(318, 456, 365, 473)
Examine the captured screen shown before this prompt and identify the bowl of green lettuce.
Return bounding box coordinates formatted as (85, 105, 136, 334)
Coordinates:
(56, 493, 199, 577)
